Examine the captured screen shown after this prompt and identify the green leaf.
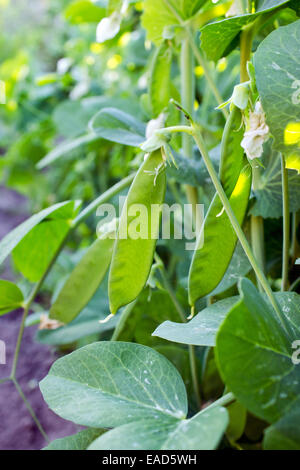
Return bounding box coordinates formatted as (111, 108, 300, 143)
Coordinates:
(52, 101, 94, 138)
(226, 401, 247, 443)
(12, 220, 70, 283)
(254, 19, 300, 164)
(216, 278, 300, 424)
(264, 408, 300, 450)
(250, 148, 300, 218)
(44, 428, 105, 450)
(200, 1, 290, 62)
(64, 0, 106, 24)
(37, 134, 101, 169)
(211, 243, 251, 296)
(89, 107, 146, 147)
(88, 406, 229, 450)
(40, 342, 187, 427)
(149, 41, 173, 116)
(142, 0, 206, 44)
(0, 201, 79, 266)
(155, 345, 201, 404)
(109, 151, 166, 314)
(50, 237, 114, 324)
(131, 290, 182, 347)
(183, 0, 207, 18)
(188, 164, 252, 306)
(153, 297, 238, 347)
(167, 152, 205, 186)
(142, 0, 180, 44)
(0, 280, 24, 316)
(107, 0, 122, 15)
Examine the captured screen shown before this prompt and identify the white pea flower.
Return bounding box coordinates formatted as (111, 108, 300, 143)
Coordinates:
(96, 0, 129, 43)
(56, 57, 73, 75)
(140, 131, 170, 153)
(146, 113, 166, 139)
(141, 113, 168, 152)
(70, 81, 89, 100)
(241, 101, 270, 160)
(96, 11, 122, 43)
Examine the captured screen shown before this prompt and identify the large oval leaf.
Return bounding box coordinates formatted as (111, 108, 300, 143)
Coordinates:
(254, 19, 300, 169)
(44, 428, 105, 450)
(89, 108, 146, 147)
(40, 342, 187, 427)
(264, 408, 300, 450)
(200, 1, 290, 62)
(153, 297, 238, 347)
(216, 278, 300, 424)
(88, 406, 229, 450)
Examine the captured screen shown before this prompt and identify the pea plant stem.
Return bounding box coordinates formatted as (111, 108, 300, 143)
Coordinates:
(251, 165, 266, 291)
(203, 392, 235, 412)
(240, 24, 267, 290)
(281, 154, 290, 291)
(186, 29, 229, 119)
(291, 211, 299, 264)
(180, 37, 201, 226)
(250, 215, 265, 292)
(191, 125, 292, 335)
(111, 299, 137, 341)
(155, 254, 202, 410)
(12, 377, 49, 443)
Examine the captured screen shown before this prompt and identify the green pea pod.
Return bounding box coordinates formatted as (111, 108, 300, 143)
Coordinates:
(188, 163, 252, 306)
(50, 236, 114, 323)
(219, 105, 244, 197)
(109, 151, 166, 314)
(149, 41, 173, 116)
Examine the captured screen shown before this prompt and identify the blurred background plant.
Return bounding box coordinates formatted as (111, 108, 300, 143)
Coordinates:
(0, 0, 299, 450)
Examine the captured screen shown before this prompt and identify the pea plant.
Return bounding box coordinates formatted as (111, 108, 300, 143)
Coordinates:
(1, 0, 300, 450)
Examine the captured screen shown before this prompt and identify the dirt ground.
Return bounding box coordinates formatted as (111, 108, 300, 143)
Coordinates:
(0, 187, 78, 450)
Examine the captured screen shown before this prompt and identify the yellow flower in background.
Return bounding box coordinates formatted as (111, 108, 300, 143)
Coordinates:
(286, 154, 300, 174)
(107, 54, 122, 69)
(284, 122, 300, 146)
(195, 66, 204, 77)
(90, 43, 104, 54)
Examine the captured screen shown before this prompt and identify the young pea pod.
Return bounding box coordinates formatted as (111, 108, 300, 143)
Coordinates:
(188, 163, 252, 306)
(149, 41, 173, 116)
(219, 105, 244, 197)
(109, 150, 166, 314)
(50, 236, 114, 324)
